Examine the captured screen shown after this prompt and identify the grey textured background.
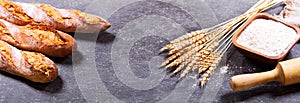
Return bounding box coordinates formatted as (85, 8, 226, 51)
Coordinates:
(2, 0, 300, 103)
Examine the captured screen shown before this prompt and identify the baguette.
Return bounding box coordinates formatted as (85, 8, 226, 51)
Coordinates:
(0, 19, 77, 57)
(0, 40, 58, 83)
(0, 0, 110, 33)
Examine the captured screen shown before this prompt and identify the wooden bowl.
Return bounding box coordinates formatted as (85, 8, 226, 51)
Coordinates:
(232, 13, 300, 65)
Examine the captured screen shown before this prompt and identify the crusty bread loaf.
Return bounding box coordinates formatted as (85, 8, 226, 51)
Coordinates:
(0, 40, 58, 83)
(0, 19, 77, 57)
(0, 0, 110, 33)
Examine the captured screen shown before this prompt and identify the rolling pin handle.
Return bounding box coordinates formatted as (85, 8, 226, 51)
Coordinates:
(230, 68, 281, 91)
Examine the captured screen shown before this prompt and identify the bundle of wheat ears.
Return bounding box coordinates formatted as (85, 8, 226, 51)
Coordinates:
(160, 0, 285, 87)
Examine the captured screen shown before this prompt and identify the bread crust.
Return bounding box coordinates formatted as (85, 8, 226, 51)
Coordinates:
(0, 19, 77, 57)
(0, 0, 110, 33)
(0, 40, 58, 83)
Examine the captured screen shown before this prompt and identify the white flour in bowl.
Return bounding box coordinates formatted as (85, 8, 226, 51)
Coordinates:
(237, 19, 299, 57)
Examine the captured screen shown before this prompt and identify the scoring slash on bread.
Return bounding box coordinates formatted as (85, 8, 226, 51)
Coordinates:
(0, 19, 77, 57)
(0, 40, 58, 83)
(0, 0, 111, 33)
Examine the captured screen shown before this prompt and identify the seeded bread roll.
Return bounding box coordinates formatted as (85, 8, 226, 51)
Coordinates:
(0, 40, 58, 83)
(0, 0, 110, 33)
(0, 19, 77, 57)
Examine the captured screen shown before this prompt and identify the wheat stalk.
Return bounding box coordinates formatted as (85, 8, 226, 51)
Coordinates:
(160, 0, 285, 87)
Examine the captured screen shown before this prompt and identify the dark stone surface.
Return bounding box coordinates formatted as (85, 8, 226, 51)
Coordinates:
(1, 0, 299, 103)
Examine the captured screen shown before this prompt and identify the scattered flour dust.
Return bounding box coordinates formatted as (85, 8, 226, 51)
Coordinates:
(237, 19, 299, 57)
(220, 66, 229, 74)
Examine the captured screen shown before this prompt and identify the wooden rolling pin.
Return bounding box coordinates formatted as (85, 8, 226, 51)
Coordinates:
(230, 58, 300, 91)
